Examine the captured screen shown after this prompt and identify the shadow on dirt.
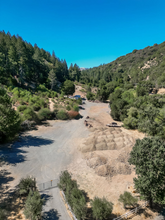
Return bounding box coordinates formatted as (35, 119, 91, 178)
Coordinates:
(0, 135, 54, 165)
(0, 169, 14, 199)
(42, 208, 61, 220)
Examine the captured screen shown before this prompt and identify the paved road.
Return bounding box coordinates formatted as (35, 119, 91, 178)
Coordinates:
(3, 101, 101, 219)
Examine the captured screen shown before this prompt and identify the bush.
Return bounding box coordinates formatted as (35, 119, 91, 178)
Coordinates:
(66, 105, 71, 111)
(73, 105, 79, 112)
(0, 87, 21, 143)
(76, 98, 82, 105)
(86, 92, 95, 100)
(17, 105, 28, 112)
(118, 191, 138, 208)
(58, 170, 86, 220)
(70, 188, 87, 220)
(31, 103, 41, 111)
(37, 108, 53, 121)
(24, 190, 44, 220)
(58, 170, 77, 192)
(18, 176, 36, 196)
(56, 110, 69, 120)
(91, 197, 113, 220)
(22, 107, 37, 121)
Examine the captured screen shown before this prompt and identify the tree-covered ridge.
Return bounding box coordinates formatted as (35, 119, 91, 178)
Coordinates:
(80, 41, 165, 87)
(0, 31, 79, 89)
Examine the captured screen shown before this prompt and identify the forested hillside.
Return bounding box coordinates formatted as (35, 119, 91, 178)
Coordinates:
(80, 41, 165, 139)
(0, 31, 81, 89)
(0, 31, 82, 143)
(81, 41, 165, 87)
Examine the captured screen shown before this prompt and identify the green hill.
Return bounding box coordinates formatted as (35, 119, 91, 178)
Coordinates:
(80, 41, 165, 139)
(80, 41, 165, 87)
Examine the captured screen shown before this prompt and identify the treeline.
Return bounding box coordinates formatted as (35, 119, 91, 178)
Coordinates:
(80, 41, 165, 88)
(0, 31, 81, 89)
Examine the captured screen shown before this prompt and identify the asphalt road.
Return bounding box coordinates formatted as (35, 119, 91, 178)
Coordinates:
(5, 101, 98, 219)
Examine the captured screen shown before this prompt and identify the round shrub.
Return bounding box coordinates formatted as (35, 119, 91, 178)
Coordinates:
(73, 105, 79, 112)
(32, 103, 41, 111)
(66, 105, 71, 111)
(57, 110, 69, 120)
(22, 107, 37, 121)
(37, 108, 53, 121)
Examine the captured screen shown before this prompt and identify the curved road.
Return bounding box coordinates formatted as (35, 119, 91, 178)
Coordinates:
(7, 101, 101, 219)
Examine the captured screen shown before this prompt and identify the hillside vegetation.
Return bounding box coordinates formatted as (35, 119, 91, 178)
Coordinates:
(81, 41, 165, 87)
(0, 31, 82, 143)
(79, 41, 165, 139)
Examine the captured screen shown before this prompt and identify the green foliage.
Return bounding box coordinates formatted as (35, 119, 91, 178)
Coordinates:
(18, 176, 36, 196)
(129, 137, 165, 207)
(73, 105, 79, 112)
(0, 87, 21, 143)
(66, 105, 71, 111)
(24, 190, 44, 220)
(90, 197, 113, 220)
(70, 188, 87, 220)
(63, 80, 75, 95)
(37, 108, 53, 121)
(58, 171, 87, 220)
(86, 92, 95, 101)
(76, 98, 82, 105)
(56, 110, 69, 120)
(0, 31, 69, 86)
(58, 170, 73, 191)
(17, 105, 28, 112)
(22, 107, 37, 121)
(118, 191, 138, 208)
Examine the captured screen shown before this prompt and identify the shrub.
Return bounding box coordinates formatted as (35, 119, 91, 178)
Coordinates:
(17, 105, 28, 112)
(54, 104, 58, 108)
(76, 98, 82, 105)
(0, 87, 21, 143)
(31, 103, 41, 111)
(67, 111, 79, 119)
(18, 176, 36, 196)
(58, 170, 75, 191)
(23, 107, 37, 121)
(37, 108, 53, 121)
(24, 190, 44, 220)
(118, 191, 138, 208)
(73, 105, 79, 112)
(86, 92, 95, 100)
(56, 110, 69, 120)
(70, 188, 87, 220)
(66, 105, 71, 111)
(91, 197, 113, 220)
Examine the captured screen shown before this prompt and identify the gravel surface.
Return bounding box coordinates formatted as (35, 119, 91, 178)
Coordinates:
(2, 101, 98, 219)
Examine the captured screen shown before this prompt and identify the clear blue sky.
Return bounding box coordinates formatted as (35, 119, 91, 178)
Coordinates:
(1, 0, 165, 68)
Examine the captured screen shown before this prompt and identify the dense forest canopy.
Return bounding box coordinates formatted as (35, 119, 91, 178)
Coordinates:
(0, 31, 80, 89)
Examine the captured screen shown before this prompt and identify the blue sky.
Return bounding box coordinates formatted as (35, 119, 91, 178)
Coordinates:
(1, 0, 165, 68)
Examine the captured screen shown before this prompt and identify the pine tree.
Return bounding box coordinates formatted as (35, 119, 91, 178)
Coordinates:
(48, 69, 57, 90)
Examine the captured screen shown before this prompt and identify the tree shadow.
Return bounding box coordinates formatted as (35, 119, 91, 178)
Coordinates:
(0, 169, 15, 199)
(42, 209, 61, 220)
(0, 135, 54, 165)
(41, 193, 53, 205)
(79, 106, 85, 110)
